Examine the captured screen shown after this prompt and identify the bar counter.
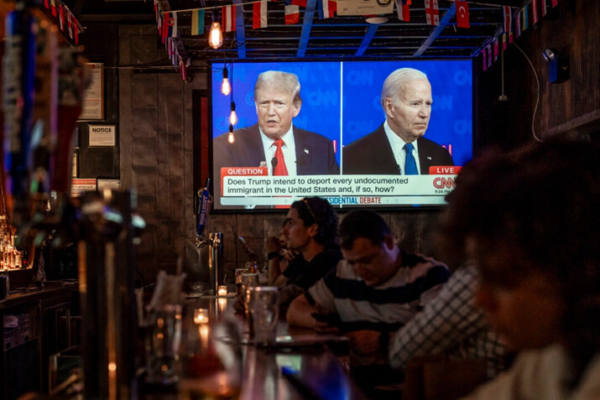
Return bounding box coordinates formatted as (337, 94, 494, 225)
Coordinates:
(142, 295, 368, 400)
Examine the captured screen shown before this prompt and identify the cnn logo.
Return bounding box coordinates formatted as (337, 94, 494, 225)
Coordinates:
(433, 177, 456, 189)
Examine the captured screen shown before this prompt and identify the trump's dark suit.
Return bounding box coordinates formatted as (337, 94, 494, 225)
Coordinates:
(342, 124, 454, 175)
(213, 124, 340, 195)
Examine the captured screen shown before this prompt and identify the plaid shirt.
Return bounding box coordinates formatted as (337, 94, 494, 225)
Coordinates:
(388, 263, 508, 378)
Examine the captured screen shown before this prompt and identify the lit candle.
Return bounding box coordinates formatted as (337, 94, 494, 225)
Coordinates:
(194, 308, 209, 324)
(217, 285, 228, 297)
(199, 324, 210, 349)
(218, 298, 228, 313)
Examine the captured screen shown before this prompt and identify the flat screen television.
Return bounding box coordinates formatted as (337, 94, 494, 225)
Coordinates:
(210, 60, 472, 211)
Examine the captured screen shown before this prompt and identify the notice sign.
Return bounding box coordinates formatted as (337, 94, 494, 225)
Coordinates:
(89, 125, 116, 146)
(71, 179, 97, 197)
(97, 179, 121, 192)
(79, 63, 104, 120)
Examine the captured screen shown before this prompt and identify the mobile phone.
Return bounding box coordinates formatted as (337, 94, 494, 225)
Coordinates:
(238, 236, 246, 245)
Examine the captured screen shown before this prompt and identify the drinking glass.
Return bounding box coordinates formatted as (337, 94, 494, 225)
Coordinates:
(145, 304, 182, 385)
(248, 286, 279, 346)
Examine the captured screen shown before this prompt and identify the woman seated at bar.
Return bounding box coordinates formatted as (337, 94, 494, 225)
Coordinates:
(438, 139, 600, 399)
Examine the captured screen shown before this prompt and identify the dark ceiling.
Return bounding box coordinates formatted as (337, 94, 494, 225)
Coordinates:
(77, 0, 529, 62)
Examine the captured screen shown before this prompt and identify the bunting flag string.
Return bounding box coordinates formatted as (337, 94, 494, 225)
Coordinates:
(40, 0, 83, 44)
(394, 0, 410, 22)
(253, 0, 268, 29)
(284, 0, 300, 25)
(222, 4, 236, 32)
(424, 0, 439, 26)
(455, 0, 469, 28)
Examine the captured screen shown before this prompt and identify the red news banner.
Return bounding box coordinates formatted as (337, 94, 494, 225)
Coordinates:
(220, 166, 461, 207)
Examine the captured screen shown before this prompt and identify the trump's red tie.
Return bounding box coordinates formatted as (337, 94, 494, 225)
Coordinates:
(273, 139, 288, 176)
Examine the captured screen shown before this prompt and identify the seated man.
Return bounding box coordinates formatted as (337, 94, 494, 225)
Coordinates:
(287, 210, 449, 396)
(437, 139, 600, 399)
(277, 197, 342, 306)
(265, 220, 304, 288)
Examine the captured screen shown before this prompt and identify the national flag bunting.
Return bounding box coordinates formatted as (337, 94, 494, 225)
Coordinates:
(552, 0, 558, 7)
(180, 60, 187, 82)
(222, 5, 236, 32)
(522, 5, 529, 30)
(50, 0, 56, 16)
(502, 6, 511, 35)
(541, 0, 548, 16)
(67, 12, 73, 39)
(482, 47, 487, 71)
(318, 0, 336, 19)
(424, 0, 439, 26)
(532, 0, 539, 24)
(493, 36, 499, 61)
(395, 0, 410, 22)
(58, 3, 64, 31)
(253, 1, 268, 29)
(285, 0, 300, 25)
(515, 12, 521, 38)
(191, 10, 205, 35)
(292, 0, 307, 7)
(502, 32, 507, 51)
(74, 20, 78, 44)
(455, 0, 469, 28)
(43, 0, 49, 9)
(171, 12, 178, 37)
(486, 44, 492, 68)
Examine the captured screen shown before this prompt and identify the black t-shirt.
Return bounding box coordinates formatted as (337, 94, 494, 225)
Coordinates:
(282, 253, 307, 282)
(290, 246, 343, 290)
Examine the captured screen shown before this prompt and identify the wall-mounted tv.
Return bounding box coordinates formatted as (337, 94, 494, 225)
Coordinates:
(210, 60, 472, 211)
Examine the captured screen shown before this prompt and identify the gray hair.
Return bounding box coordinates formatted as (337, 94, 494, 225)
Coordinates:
(380, 68, 429, 110)
(255, 71, 302, 107)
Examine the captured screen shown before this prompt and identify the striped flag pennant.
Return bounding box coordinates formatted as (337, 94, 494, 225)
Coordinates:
(67, 11, 73, 39)
(522, 5, 529, 30)
(191, 9, 205, 35)
(532, 0, 539, 24)
(162, 12, 170, 40)
(318, 0, 336, 19)
(50, 0, 56, 16)
(222, 5, 236, 32)
(74, 20, 79, 44)
(502, 6, 511, 35)
(424, 0, 439, 26)
(486, 44, 492, 68)
(515, 11, 521, 38)
(284, 0, 300, 25)
(292, 0, 307, 6)
(58, 3, 64, 31)
(493, 35, 499, 61)
(253, 1, 268, 29)
(482, 47, 487, 71)
(180, 60, 187, 81)
(169, 12, 178, 37)
(395, 0, 410, 22)
(502, 32, 507, 51)
(541, 0, 548, 16)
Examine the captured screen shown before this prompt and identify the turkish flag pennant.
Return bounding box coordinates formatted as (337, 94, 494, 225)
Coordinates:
(532, 0, 540, 24)
(424, 0, 439, 26)
(455, 0, 469, 28)
(253, 1, 268, 29)
(222, 5, 236, 32)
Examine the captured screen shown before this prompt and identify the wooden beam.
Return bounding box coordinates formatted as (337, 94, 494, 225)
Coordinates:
(414, 3, 456, 57)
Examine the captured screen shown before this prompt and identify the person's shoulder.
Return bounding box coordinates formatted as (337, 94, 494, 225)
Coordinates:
(294, 126, 334, 144)
(344, 125, 384, 151)
(417, 136, 451, 153)
(401, 251, 450, 279)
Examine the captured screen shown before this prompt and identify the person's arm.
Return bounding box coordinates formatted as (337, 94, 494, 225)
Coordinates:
(389, 265, 487, 370)
(287, 294, 318, 328)
(266, 236, 284, 284)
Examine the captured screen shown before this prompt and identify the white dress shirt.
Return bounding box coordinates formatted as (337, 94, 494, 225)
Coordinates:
(384, 120, 421, 175)
(259, 126, 297, 176)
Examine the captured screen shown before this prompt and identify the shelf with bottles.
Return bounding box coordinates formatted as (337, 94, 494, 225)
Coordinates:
(0, 216, 26, 272)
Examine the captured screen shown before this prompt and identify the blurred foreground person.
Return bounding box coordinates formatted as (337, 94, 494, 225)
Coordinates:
(438, 139, 600, 400)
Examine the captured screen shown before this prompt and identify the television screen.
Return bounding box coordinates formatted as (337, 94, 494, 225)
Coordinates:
(211, 60, 472, 211)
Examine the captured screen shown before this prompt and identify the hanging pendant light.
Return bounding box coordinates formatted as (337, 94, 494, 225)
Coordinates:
(209, 22, 223, 49)
(228, 124, 235, 143)
(229, 101, 237, 126)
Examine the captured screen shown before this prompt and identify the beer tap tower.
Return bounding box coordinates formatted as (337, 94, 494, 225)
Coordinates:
(2, 6, 145, 398)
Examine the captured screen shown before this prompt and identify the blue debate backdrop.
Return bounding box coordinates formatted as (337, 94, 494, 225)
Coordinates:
(211, 60, 472, 170)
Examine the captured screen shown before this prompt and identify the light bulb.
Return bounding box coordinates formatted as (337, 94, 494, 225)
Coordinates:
(209, 22, 223, 49)
(221, 78, 231, 96)
(229, 101, 237, 125)
(228, 131, 235, 144)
